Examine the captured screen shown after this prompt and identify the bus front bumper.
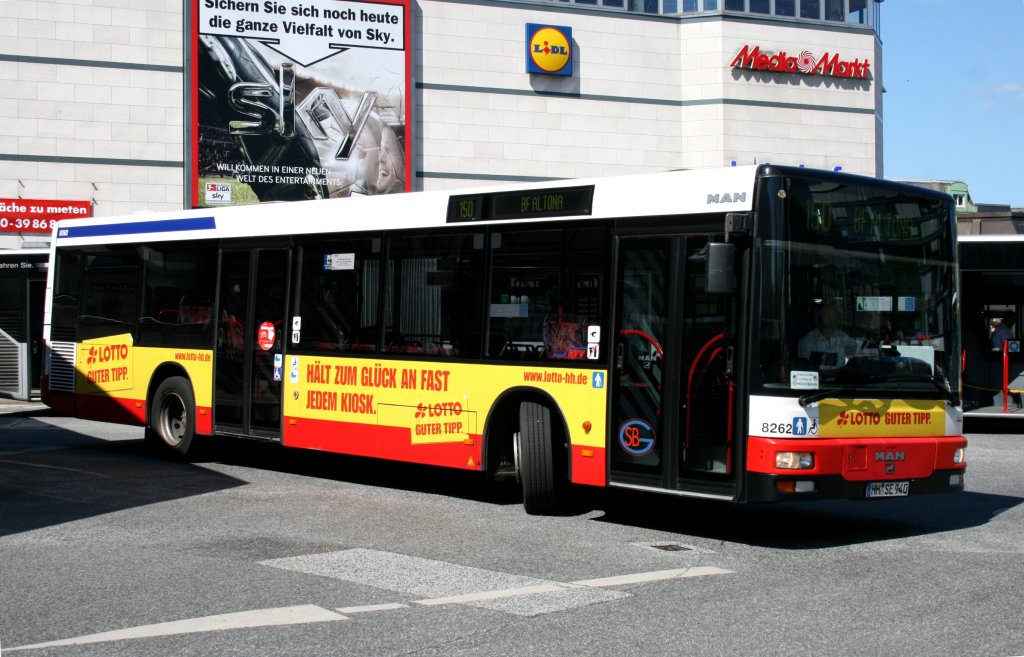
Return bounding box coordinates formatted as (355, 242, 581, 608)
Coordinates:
(744, 468, 965, 502)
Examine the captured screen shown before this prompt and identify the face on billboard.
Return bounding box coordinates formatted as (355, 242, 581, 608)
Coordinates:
(192, 0, 411, 207)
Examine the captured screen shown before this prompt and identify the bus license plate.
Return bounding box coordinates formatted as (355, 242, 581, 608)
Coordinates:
(866, 481, 909, 498)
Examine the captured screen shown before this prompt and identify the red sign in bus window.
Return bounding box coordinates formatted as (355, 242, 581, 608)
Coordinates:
(257, 321, 276, 351)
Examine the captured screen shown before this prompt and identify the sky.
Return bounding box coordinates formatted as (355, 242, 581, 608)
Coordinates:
(881, 1, 1024, 207)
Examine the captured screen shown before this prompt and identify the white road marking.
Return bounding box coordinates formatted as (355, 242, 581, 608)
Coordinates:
(11, 552, 733, 651)
(264, 548, 550, 598)
(336, 603, 409, 614)
(8, 605, 347, 652)
(414, 583, 567, 606)
(262, 548, 629, 616)
(571, 566, 733, 588)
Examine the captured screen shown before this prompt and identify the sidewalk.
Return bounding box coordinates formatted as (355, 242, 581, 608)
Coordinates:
(0, 397, 49, 414)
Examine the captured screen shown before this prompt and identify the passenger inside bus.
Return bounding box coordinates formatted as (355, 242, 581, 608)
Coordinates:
(991, 311, 1016, 351)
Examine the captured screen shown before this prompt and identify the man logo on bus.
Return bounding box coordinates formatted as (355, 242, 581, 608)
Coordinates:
(619, 418, 655, 457)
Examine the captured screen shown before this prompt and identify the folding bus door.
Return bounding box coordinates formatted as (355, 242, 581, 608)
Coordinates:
(609, 235, 734, 496)
(214, 247, 291, 439)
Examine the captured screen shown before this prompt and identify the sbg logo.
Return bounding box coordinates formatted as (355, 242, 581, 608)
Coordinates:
(227, 62, 296, 137)
(619, 418, 656, 457)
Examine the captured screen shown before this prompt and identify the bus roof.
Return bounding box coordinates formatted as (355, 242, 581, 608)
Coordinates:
(50, 165, 946, 248)
(52, 167, 764, 247)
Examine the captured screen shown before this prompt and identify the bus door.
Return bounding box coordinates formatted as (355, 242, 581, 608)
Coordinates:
(29, 278, 45, 393)
(0, 265, 44, 400)
(609, 235, 735, 496)
(214, 247, 291, 439)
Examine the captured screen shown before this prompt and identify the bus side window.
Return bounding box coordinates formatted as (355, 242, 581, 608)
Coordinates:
(488, 227, 606, 362)
(50, 251, 84, 342)
(137, 244, 217, 349)
(296, 236, 380, 355)
(78, 246, 141, 342)
(383, 231, 484, 359)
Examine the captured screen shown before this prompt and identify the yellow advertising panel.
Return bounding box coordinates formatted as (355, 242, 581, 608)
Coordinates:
(76, 335, 214, 408)
(817, 398, 947, 438)
(284, 355, 608, 449)
(77, 334, 135, 394)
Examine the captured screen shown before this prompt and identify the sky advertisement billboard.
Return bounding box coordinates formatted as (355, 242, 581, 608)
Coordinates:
(191, 0, 412, 208)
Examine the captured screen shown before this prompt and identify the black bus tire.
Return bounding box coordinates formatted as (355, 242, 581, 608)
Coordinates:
(146, 376, 196, 458)
(517, 401, 558, 515)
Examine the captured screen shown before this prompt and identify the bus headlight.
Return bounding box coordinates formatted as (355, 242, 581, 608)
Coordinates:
(952, 447, 965, 464)
(776, 451, 814, 470)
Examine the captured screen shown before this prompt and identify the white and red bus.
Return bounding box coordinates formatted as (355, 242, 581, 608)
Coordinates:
(959, 234, 1024, 417)
(42, 165, 966, 512)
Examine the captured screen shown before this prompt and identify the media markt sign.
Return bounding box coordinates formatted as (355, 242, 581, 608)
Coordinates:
(730, 45, 870, 79)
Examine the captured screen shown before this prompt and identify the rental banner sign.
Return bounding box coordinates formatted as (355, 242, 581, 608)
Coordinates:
(0, 198, 92, 233)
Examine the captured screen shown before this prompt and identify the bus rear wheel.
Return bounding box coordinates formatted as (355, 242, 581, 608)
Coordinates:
(146, 376, 196, 458)
(516, 401, 558, 515)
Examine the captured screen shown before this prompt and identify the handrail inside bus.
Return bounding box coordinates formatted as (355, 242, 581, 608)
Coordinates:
(685, 333, 732, 466)
(619, 328, 663, 358)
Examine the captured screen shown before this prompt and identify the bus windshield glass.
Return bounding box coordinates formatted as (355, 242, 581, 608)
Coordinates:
(754, 174, 958, 398)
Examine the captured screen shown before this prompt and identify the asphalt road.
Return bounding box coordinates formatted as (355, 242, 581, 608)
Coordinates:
(1, 401, 1022, 657)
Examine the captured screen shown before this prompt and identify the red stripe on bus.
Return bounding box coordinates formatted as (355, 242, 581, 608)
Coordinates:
(746, 435, 966, 480)
(68, 394, 212, 436)
(74, 394, 146, 426)
(195, 408, 212, 435)
(570, 444, 606, 486)
(284, 417, 484, 470)
(44, 392, 75, 417)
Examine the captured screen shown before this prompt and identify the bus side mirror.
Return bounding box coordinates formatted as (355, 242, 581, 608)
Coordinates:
(706, 242, 735, 294)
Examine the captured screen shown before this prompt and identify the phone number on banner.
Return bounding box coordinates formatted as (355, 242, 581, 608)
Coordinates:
(0, 218, 57, 233)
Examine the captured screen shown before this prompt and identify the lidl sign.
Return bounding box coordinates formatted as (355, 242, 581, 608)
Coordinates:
(526, 23, 572, 76)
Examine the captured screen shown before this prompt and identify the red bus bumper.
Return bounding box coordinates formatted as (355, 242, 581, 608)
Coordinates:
(744, 435, 967, 502)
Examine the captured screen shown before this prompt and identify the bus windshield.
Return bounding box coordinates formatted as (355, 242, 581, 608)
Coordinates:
(754, 174, 959, 399)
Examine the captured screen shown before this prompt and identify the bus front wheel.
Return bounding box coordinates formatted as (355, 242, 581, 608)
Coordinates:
(516, 401, 558, 515)
(146, 376, 196, 457)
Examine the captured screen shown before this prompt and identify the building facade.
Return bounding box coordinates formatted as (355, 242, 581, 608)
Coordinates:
(1, 0, 185, 239)
(419, 0, 881, 192)
(2, 0, 883, 240)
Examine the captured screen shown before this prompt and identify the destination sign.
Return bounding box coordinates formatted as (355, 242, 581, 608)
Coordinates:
(801, 200, 929, 242)
(447, 185, 594, 223)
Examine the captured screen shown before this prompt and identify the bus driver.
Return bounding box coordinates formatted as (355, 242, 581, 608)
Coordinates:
(798, 303, 859, 369)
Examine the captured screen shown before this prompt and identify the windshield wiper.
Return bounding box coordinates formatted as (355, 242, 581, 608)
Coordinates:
(798, 385, 861, 407)
(882, 374, 961, 407)
(797, 375, 960, 407)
